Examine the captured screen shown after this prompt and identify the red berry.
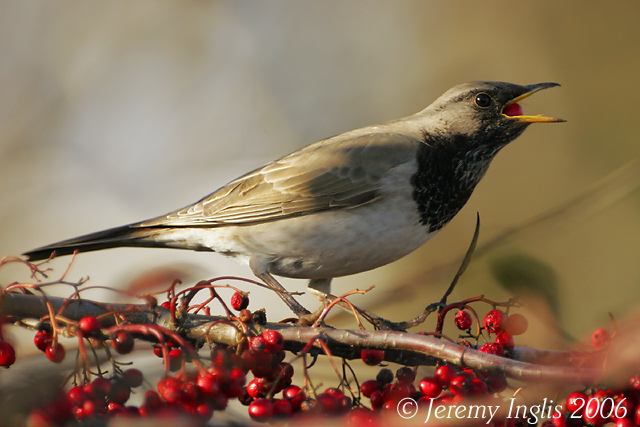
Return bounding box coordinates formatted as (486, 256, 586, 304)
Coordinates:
(246, 378, 265, 399)
(122, 368, 144, 388)
(111, 331, 135, 354)
(46, 343, 66, 363)
(385, 382, 413, 403)
(478, 342, 504, 356)
(503, 102, 523, 117)
(486, 374, 507, 393)
(324, 387, 344, 399)
(182, 380, 200, 404)
(376, 368, 394, 385)
(347, 408, 376, 426)
(419, 377, 442, 398)
(272, 398, 293, 418)
(193, 403, 213, 420)
(262, 330, 284, 353)
(360, 380, 379, 398)
(437, 394, 453, 406)
(316, 392, 340, 413)
(158, 378, 181, 403)
(0, 341, 16, 367)
(396, 366, 416, 384)
(551, 409, 566, 427)
(168, 348, 182, 371)
(449, 375, 471, 396)
(34, 330, 53, 352)
(361, 349, 384, 366)
(591, 329, 611, 349)
(143, 390, 162, 409)
(250, 336, 267, 353)
(79, 399, 97, 418)
(250, 352, 276, 378)
(495, 331, 515, 349)
(454, 310, 473, 330)
(434, 365, 456, 387)
(109, 381, 131, 405)
(230, 367, 247, 385)
(210, 392, 228, 411)
(337, 395, 352, 414)
(230, 291, 250, 311)
(78, 316, 102, 336)
(196, 374, 220, 397)
(565, 391, 586, 414)
(469, 378, 488, 396)
(88, 376, 112, 399)
(248, 398, 274, 422)
(384, 399, 401, 412)
(206, 365, 231, 385)
(483, 309, 506, 333)
(503, 313, 528, 335)
(629, 375, 640, 391)
(369, 390, 384, 410)
(584, 396, 606, 426)
(67, 386, 86, 406)
(283, 385, 306, 409)
(615, 418, 634, 427)
(614, 395, 633, 422)
(223, 379, 244, 398)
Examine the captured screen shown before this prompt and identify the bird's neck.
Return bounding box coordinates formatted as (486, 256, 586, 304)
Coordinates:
(410, 141, 494, 233)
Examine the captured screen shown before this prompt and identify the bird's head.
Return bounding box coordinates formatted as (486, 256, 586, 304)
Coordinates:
(420, 81, 564, 158)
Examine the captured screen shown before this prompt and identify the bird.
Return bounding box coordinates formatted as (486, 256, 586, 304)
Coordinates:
(24, 81, 564, 320)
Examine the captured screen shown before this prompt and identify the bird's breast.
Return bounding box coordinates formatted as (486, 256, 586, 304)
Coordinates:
(410, 143, 489, 233)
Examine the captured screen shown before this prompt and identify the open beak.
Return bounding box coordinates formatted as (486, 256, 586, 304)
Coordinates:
(503, 82, 565, 123)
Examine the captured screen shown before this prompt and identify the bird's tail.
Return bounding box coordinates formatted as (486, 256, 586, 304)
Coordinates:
(23, 224, 162, 261)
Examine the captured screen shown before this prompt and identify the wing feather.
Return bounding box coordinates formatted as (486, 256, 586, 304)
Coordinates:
(139, 132, 418, 227)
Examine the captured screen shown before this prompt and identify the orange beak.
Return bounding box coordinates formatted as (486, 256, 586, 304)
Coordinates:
(502, 83, 565, 123)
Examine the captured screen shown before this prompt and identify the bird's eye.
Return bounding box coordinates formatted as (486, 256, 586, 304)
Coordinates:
(474, 93, 492, 108)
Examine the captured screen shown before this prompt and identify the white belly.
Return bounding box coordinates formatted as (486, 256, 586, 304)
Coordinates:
(154, 160, 435, 279)
(158, 193, 433, 279)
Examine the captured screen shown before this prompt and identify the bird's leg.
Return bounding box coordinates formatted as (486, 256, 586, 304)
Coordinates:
(307, 278, 332, 303)
(308, 278, 366, 317)
(249, 256, 311, 317)
(255, 271, 312, 317)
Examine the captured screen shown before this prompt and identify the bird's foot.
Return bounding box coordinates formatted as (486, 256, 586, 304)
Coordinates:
(295, 304, 328, 326)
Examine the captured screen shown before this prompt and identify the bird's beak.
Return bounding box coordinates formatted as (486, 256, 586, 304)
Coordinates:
(502, 82, 566, 123)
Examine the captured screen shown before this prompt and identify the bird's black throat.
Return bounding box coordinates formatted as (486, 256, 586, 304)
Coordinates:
(410, 137, 497, 233)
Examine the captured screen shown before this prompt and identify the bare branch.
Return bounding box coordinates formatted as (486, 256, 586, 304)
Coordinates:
(0, 292, 598, 385)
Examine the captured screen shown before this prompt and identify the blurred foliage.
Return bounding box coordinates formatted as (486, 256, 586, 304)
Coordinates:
(490, 253, 559, 318)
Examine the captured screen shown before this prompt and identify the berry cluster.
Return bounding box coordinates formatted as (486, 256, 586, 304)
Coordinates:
(34, 329, 66, 363)
(360, 364, 507, 416)
(547, 329, 639, 427)
(547, 375, 640, 427)
(28, 369, 144, 425)
(453, 307, 528, 356)
(2, 264, 637, 427)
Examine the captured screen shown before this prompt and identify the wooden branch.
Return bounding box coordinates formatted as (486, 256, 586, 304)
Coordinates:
(0, 292, 598, 384)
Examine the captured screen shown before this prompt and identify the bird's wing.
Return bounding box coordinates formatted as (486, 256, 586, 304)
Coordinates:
(139, 132, 418, 227)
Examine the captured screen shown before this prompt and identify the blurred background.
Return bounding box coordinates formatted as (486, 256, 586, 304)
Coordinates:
(1, 1, 639, 358)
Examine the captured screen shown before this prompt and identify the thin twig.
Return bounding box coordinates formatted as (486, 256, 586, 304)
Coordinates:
(439, 213, 480, 307)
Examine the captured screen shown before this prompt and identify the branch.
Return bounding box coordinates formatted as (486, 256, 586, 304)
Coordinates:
(0, 292, 598, 385)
